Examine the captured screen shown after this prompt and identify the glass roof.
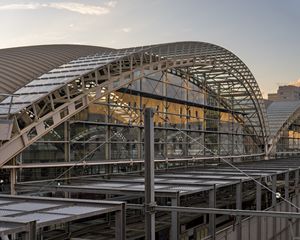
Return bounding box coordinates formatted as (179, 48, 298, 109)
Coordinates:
(0, 50, 134, 115)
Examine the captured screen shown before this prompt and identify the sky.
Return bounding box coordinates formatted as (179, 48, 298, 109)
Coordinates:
(0, 0, 299, 97)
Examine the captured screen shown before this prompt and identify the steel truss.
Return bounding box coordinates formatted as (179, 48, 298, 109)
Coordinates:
(0, 42, 269, 166)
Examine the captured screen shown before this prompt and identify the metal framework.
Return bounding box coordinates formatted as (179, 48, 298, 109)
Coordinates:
(0, 194, 125, 239)
(0, 41, 269, 167)
(16, 158, 300, 239)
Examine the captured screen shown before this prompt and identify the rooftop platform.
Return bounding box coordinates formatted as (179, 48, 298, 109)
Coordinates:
(16, 158, 299, 199)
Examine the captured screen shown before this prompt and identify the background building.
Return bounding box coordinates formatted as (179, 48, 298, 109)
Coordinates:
(268, 85, 300, 101)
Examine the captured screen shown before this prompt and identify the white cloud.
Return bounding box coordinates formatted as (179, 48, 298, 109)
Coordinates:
(0, 3, 44, 10)
(49, 2, 111, 15)
(0, 2, 117, 15)
(121, 27, 132, 33)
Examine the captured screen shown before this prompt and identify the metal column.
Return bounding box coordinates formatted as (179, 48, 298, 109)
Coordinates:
(10, 158, 16, 195)
(272, 174, 277, 238)
(236, 181, 242, 240)
(256, 177, 262, 240)
(209, 185, 216, 240)
(170, 195, 180, 240)
(25, 221, 37, 240)
(144, 108, 156, 240)
(285, 171, 290, 240)
(115, 203, 126, 240)
(296, 169, 300, 237)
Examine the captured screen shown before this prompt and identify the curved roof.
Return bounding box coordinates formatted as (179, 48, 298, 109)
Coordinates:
(267, 101, 300, 137)
(267, 101, 300, 155)
(0, 41, 269, 166)
(0, 44, 113, 95)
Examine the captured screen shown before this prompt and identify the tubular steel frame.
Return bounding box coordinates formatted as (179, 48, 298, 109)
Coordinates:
(0, 42, 269, 167)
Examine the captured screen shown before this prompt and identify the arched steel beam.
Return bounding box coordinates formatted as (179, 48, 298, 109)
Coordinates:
(0, 41, 269, 167)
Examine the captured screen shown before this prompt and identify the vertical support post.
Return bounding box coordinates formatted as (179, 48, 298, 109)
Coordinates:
(64, 121, 71, 199)
(272, 174, 277, 238)
(115, 203, 126, 240)
(285, 171, 290, 240)
(209, 185, 216, 240)
(236, 180, 242, 240)
(295, 169, 300, 237)
(256, 177, 262, 240)
(144, 108, 156, 240)
(26, 221, 37, 240)
(7, 95, 14, 118)
(10, 158, 16, 195)
(170, 194, 180, 240)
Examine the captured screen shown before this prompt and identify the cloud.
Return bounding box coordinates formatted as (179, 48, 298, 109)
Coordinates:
(121, 27, 132, 33)
(0, 3, 44, 10)
(48, 2, 111, 15)
(0, 1, 117, 15)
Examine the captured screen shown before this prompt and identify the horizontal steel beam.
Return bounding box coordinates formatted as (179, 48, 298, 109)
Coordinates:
(2, 154, 265, 169)
(128, 204, 300, 219)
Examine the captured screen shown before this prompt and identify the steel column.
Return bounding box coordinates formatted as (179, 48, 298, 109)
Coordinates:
(171, 196, 180, 240)
(115, 203, 126, 240)
(296, 169, 300, 237)
(285, 171, 290, 240)
(256, 177, 262, 240)
(209, 185, 216, 240)
(25, 221, 37, 240)
(236, 181, 242, 240)
(144, 108, 156, 240)
(272, 174, 277, 238)
(10, 158, 16, 195)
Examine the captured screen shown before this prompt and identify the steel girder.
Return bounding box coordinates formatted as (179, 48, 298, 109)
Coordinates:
(0, 42, 269, 167)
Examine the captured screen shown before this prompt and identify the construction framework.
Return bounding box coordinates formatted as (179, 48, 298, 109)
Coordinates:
(16, 158, 300, 239)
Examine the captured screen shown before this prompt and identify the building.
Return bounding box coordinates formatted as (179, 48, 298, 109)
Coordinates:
(268, 85, 300, 101)
(1, 42, 300, 239)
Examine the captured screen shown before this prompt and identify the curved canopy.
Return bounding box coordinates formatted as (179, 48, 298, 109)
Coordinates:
(267, 101, 300, 155)
(0, 44, 112, 95)
(0, 41, 269, 166)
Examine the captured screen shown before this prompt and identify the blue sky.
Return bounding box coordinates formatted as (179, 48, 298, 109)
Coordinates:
(0, 0, 299, 97)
